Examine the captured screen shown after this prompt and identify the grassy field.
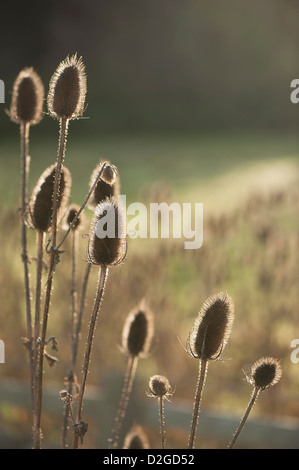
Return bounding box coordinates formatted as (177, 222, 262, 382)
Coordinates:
(1, 130, 299, 207)
(0, 131, 299, 448)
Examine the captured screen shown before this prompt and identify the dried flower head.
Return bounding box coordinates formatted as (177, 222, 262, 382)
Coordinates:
(123, 425, 150, 449)
(187, 292, 234, 361)
(88, 198, 126, 266)
(10, 67, 44, 125)
(147, 375, 173, 400)
(248, 357, 282, 390)
(88, 161, 120, 209)
(47, 54, 87, 120)
(29, 164, 71, 232)
(65, 203, 85, 231)
(122, 301, 154, 358)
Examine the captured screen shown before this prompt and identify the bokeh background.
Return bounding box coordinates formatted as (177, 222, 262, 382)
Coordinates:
(0, 0, 299, 449)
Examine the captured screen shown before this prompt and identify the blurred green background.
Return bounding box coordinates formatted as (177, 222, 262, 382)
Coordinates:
(2, 0, 299, 134)
(0, 0, 299, 450)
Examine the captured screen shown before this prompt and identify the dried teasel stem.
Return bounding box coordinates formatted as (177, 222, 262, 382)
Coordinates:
(228, 386, 260, 449)
(61, 229, 78, 448)
(64, 162, 117, 393)
(147, 375, 173, 449)
(188, 359, 208, 450)
(10, 67, 45, 448)
(159, 397, 165, 449)
(33, 117, 70, 448)
(63, 261, 92, 446)
(61, 207, 85, 448)
(74, 263, 92, 366)
(30, 164, 71, 439)
(63, 164, 117, 445)
(228, 357, 282, 449)
(109, 355, 138, 450)
(33, 229, 45, 434)
(73, 198, 127, 448)
(73, 265, 109, 449)
(11, 67, 44, 425)
(34, 231, 44, 356)
(20, 122, 35, 408)
(186, 292, 234, 449)
(109, 302, 154, 449)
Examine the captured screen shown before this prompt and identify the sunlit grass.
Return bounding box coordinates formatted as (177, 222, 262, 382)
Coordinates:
(1, 131, 299, 447)
(1, 131, 299, 209)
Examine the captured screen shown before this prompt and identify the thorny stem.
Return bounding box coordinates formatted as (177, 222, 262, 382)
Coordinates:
(71, 230, 78, 352)
(73, 265, 109, 449)
(62, 229, 78, 448)
(62, 263, 93, 447)
(34, 117, 69, 449)
(109, 355, 139, 449)
(34, 231, 44, 349)
(73, 262, 92, 367)
(188, 358, 208, 449)
(34, 129, 106, 448)
(159, 396, 166, 450)
(33, 230, 44, 440)
(228, 387, 260, 449)
(62, 236, 93, 448)
(20, 121, 34, 410)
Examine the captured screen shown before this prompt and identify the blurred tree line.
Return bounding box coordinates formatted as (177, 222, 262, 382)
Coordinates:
(1, 0, 299, 134)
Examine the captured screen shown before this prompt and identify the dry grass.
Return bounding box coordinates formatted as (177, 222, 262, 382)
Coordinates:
(0, 179, 298, 447)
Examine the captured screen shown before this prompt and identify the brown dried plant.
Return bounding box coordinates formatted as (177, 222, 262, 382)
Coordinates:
(9, 67, 44, 426)
(228, 357, 282, 448)
(109, 300, 154, 449)
(185, 291, 234, 449)
(147, 375, 173, 449)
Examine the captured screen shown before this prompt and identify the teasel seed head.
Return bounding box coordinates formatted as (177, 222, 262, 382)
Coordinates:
(88, 161, 120, 209)
(123, 425, 150, 449)
(10, 67, 44, 125)
(147, 375, 173, 400)
(65, 203, 85, 231)
(188, 292, 234, 361)
(248, 357, 282, 391)
(47, 54, 87, 120)
(88, 197, 126, 266)
(121, 300, 154, 358)
(29, 164, 71, 232)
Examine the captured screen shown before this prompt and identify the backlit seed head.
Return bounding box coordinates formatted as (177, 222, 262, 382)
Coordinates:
(148, 375, 173, 399)
(188, 292, 234, 361)
(123, 425, 150, 449)
(10, 67, 44, 125)
(121, 300, 154, 358)
(47, 54, 87, 120)
(29, 164, 71, 232)
(88, 198, 126, 266)
(88, 161, 120, 209)
(249, 357, 282, 390)
(65, 203, 85, 231)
